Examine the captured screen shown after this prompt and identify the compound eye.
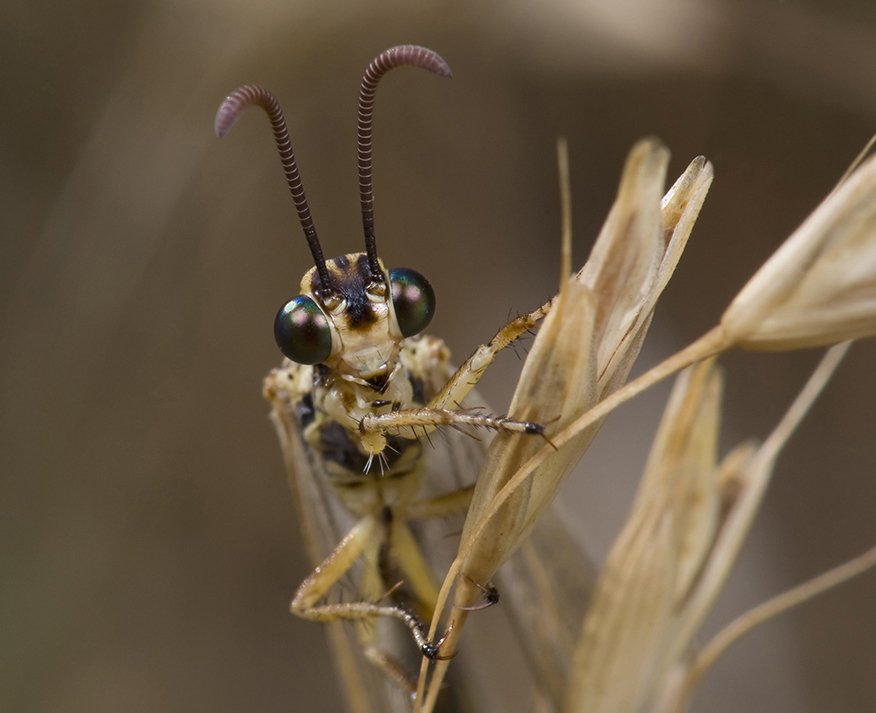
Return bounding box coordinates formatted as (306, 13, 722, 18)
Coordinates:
(274, 295, 333, 364)
(389, 267, 436, 337)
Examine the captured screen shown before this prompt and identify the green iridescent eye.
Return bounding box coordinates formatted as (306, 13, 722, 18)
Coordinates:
(390, 267, 436, 337)
(274, 295, 332, 364)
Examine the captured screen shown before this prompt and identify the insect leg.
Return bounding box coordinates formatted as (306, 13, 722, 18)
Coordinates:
(360, 300, 555, 443)
(361, 407, 545, 442)
(429, 299, 554, 410)
(292, 515, 379, 613)
(291, 514, 439, 666)
(404, 487, 499, 612)
(352, 524, 425, 693)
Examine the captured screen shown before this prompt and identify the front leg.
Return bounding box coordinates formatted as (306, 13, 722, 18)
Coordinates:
(360, 406, 545, 447)
(430, 298, 554, 409)
(360, 300, 555, 446)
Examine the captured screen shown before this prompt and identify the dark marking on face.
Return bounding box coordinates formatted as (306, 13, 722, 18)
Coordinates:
(310, 254, 383, 329)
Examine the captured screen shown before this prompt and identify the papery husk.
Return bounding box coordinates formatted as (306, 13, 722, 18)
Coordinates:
(562, 344, 855, 713)
(632, 358, 722, 601)
(564, 359, 723, 713)
(654, 343, 856, 713)
(722, 153, 876, 349)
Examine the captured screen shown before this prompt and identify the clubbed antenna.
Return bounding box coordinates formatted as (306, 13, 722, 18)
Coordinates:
(215, 85, 333, 290)
(357, 45, 452, 279)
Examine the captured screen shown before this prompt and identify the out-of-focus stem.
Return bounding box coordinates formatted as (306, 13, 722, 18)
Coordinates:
(675, 544, 876, 713)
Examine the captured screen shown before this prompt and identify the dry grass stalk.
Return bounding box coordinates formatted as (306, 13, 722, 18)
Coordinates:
(563, 342, 859, 713)
(413, 138, 876, 712)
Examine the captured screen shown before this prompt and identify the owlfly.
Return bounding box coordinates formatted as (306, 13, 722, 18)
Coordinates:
(215, 46, 594, 711)
(214, 40, 875, 713)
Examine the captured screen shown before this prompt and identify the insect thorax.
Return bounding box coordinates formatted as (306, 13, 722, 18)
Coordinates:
(265, 334, 454, 512)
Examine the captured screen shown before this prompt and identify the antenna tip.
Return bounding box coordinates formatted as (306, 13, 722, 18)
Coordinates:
(214, 95, 240, 139)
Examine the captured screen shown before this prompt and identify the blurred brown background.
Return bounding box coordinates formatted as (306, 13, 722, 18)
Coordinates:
(3, 0, 875, 711)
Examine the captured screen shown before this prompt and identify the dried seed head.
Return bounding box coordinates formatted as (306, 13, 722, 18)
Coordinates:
(564, 360, 723, 713)
(722, 153, 876, 350)
(457, 139, 714, 588)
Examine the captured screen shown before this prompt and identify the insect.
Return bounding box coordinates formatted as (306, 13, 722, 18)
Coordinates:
(214, 46, 566, 708)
